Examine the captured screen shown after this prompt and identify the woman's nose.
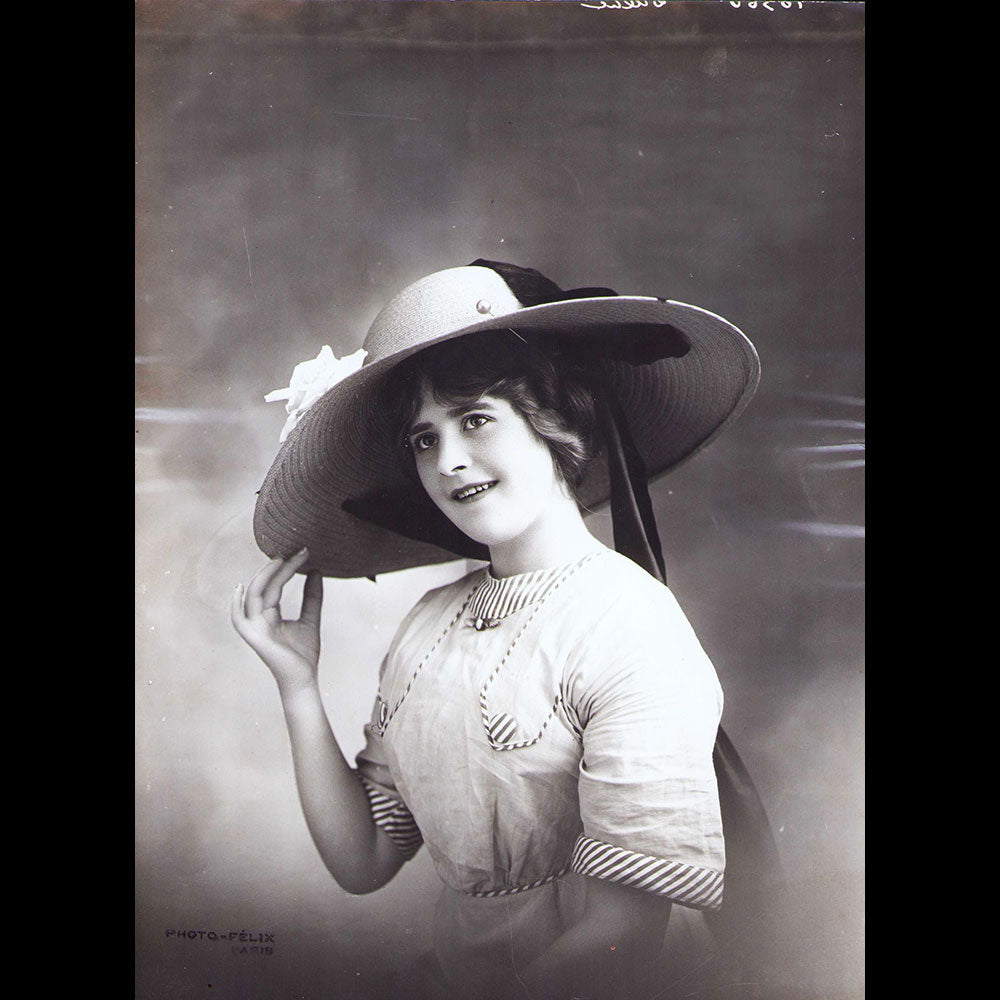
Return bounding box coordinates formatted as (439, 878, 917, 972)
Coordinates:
(436, 432, 469, 476)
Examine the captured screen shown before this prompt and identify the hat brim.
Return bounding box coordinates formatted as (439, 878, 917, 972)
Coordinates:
(253, 295, 759, 578)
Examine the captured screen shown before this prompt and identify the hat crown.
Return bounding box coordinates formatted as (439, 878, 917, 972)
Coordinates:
(363, 266, 524, 363)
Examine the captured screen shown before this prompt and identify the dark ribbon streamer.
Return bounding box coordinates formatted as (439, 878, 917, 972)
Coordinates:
(600, 388, 785, 978)
(596, 388, 666, 583)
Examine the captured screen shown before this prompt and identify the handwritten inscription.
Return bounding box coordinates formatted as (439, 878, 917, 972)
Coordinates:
(727, 1, 804, 9)
(580, 1, 678, 8)
(580, 1, 804, 9)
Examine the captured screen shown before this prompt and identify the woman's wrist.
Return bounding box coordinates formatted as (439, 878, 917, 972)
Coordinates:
(277, 675, 324, 712)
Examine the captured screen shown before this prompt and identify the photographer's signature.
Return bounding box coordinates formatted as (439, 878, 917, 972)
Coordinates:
(165, 927, 277, 956)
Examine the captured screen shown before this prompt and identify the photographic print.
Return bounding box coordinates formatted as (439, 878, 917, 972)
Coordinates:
(135, 3, 865, 998)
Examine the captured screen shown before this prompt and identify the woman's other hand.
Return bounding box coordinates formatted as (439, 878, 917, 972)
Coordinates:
(232, 549, 324, 695)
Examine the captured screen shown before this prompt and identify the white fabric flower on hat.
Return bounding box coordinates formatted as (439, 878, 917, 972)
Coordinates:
(265, 345, 368, 443)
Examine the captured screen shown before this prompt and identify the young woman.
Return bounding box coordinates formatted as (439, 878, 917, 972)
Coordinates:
(233, 261, 767, 1000)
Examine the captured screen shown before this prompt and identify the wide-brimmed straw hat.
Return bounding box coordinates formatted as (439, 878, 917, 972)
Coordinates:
(252, 260, 760, 579)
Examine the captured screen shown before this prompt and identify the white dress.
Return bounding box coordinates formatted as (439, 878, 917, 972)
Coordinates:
(356, 546, 726, 999)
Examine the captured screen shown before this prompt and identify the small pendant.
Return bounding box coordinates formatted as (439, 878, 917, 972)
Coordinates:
(469, 616, 502, 631)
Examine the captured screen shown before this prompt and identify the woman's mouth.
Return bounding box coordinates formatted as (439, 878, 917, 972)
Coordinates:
(451, 481, 498, 503)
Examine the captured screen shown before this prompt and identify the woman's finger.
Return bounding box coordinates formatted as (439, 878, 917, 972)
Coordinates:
(299, 571, 324, 629)
(243, 557, 289, 617)
(231, 583, 249, 637)
(243, 549, 309, 617)
(232, 583, 280, 659)
(260, 547, 310, 610)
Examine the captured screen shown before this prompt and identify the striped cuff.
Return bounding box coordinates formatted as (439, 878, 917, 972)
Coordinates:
(357, 776, 423, 860)
(571, 836, 724, 911)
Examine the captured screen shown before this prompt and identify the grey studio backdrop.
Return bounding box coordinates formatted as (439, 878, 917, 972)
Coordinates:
(135, 3, 864, 999)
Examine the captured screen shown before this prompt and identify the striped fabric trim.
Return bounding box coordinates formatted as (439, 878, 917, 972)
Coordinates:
(486, 711, 518, 744)
(465, 866, 569, 898)
(357, 776, 423, 860)
(571, 836, 724, 911)
(466, 562, 570, 629)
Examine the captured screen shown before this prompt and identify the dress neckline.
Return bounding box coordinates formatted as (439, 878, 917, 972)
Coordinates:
(468, 548, 607, 631)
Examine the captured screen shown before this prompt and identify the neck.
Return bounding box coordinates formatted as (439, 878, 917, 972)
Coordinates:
(487, 491, 602, 578)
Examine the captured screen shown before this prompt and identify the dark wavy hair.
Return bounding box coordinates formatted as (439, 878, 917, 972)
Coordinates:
(385, 330, 599, 499)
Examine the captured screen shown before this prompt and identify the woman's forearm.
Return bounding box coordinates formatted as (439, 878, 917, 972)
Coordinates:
(279, 681, 405, 894)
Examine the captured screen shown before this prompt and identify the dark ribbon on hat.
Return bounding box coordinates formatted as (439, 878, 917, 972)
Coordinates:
(470, 259, 693, 366)
(469, 258, 619, 305)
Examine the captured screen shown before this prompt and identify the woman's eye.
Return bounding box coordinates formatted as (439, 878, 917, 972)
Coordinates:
(463, 414, 490, 431)
(411, 433, 437, 452)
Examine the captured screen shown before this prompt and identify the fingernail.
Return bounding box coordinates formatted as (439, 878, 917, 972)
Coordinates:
(297, 546, 309, 557)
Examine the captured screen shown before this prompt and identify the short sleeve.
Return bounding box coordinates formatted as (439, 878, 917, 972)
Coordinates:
(568, 612, 726, 911)
(355, 699, 423, 861)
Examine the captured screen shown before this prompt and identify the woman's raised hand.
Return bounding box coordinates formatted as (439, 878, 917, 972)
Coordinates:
(232, 548, 325, 695)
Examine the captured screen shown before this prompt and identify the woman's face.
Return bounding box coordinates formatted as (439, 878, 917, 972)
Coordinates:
(407, 389, 567, 551)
